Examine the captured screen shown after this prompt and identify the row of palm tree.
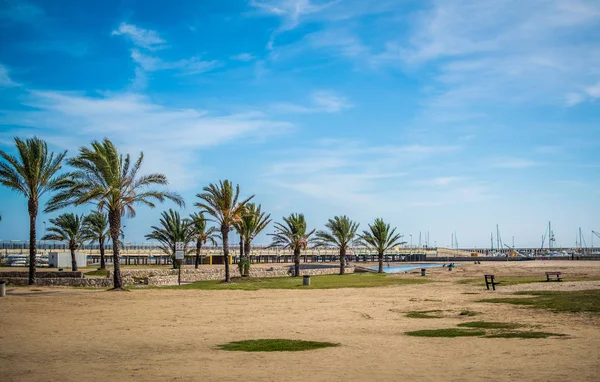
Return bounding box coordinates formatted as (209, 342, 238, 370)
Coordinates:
(0, 136, 407, 288)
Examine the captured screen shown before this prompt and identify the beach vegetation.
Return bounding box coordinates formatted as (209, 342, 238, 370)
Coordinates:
(0, 136, 67, 284)
(405, 328, 485, 337)
(82, 212, 111, 270)
(268, 213, 315, 277)
(218, 339, 339, 352)
(145, 209, 194, 269)
(357, 218, 405, 273)
(195, 180, 254, 283)
(46, 138, 184, 290)
(457, 321, 523, 329)
(478, 290, 600, 313)
(188, 212, 218, 269)
(485, 331, 566, 339)
(233, 203, 271, 276)
(162, 272, 430, 290)
(405, 310, 443, 318)
(42, 213, 88, 271)
(315, 215, 359, 275)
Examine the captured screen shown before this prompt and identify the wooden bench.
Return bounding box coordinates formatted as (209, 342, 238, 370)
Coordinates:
(545, 272, 562, 282)
(484, 274, 501, 290)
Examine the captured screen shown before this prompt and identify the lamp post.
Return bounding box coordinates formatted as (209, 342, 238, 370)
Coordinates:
(410, 234, 413, 248)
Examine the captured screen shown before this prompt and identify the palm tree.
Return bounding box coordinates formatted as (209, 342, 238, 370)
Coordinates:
(83, 212, 110, 270)
(46, 138, 184, 290)
(315, 215, 359, 275)
(195, 180, 254, 282)
(42, 213, 87, 271)
(269, 213, 315, 277)
(233, 203, 271, 276)
(145, 209, 194, 269)
(0, 137, 67, 284)
(358, 218, 405, 273)
(188, 212, 218, 269)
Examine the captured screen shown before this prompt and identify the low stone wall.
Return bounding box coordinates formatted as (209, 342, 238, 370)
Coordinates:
(0, 277, 113, 287)
(114, 265, 354, 286)
(0, 271, 83, 278)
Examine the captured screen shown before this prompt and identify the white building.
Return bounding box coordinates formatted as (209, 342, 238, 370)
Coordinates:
(48, 252, 87, 268)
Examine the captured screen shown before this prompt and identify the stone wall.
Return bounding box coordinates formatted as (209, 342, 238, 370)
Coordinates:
(0, 271, 83, 278)
(111, 265, 354, 286)
(0, 277, 113, 287)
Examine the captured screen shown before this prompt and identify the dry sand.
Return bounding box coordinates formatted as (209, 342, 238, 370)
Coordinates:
(1, 261, 599, 382)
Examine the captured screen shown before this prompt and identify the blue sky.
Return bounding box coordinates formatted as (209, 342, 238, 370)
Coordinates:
(0, 0, 599, 248)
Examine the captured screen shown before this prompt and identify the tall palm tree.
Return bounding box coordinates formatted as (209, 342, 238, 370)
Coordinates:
(188, 212, 218, 268)
(195, 180, 254, 282)
(233, 203, 271, 276)
(145, 209, 194, 269)
(315, 215, 359, 275)
(42, 213, 87, 272)
(0, 137, 67, 284)
(46, 138, 184, 290)
(83, 212, 110, 270)
(269, 213, 315, 277)
(358, 218, 405, 273)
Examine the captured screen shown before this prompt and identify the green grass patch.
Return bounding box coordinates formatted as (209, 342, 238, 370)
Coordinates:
(459, 310, 481, 316)
(486, 331, 566, 339)
(217, 339, 339, 352)
(162, 273, 431, 290)
(405, 328, 485, 338)
(405, 310, 443, 319)
(84, 269, 108, 277)
(457, 321, 523, 329)
(458, 276, 600, 286)
(478, 290, 600, 313)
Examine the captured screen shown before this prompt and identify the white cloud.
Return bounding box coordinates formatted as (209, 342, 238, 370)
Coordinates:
(112, 22, 166, 51)
(263, 140, 464, 216)
(0, 90, 291, 190)
(0, 64, 20, 87)
(249, 0, 339, 49)
(586, 82, 600, 98)
(270, 90, 351, 114)
(230, 53, 255, 61)
(369, 0, 600, 114)
(565, 92, 585, 107)
(130, 49, 220, 75)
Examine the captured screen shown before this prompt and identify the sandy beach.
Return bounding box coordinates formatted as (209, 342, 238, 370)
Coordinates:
(1, 260, 599, 381)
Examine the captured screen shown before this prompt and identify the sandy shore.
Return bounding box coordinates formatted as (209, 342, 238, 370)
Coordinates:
(1, 261, 599, 381)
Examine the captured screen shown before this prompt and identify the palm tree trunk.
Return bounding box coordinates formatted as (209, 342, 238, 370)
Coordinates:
(339, 247, 346, 275)
(70, 245, 78, 272)
(243, 240, 251, 277)
(222, 226, 230, 282)
(195, 240, 201, 269)
(99, 238, 106, 270)
(378, 250, 384, 273)
(27, 198, 37, 285)
(108, 210, 123, 289)
(294, 247, 301, 277)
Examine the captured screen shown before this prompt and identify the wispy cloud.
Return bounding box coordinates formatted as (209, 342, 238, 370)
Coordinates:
(270, 90, 351, 114)
(0, 90, 291, 190)
(0, 64, 20, 87)
(0, 0, 44, 23)
(131, 49, 221, 75)
(230, 53, 255, 61)
(263, 140, 464, 217)
(112, 22, 166, 51)
(380, 0, 600, 113)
